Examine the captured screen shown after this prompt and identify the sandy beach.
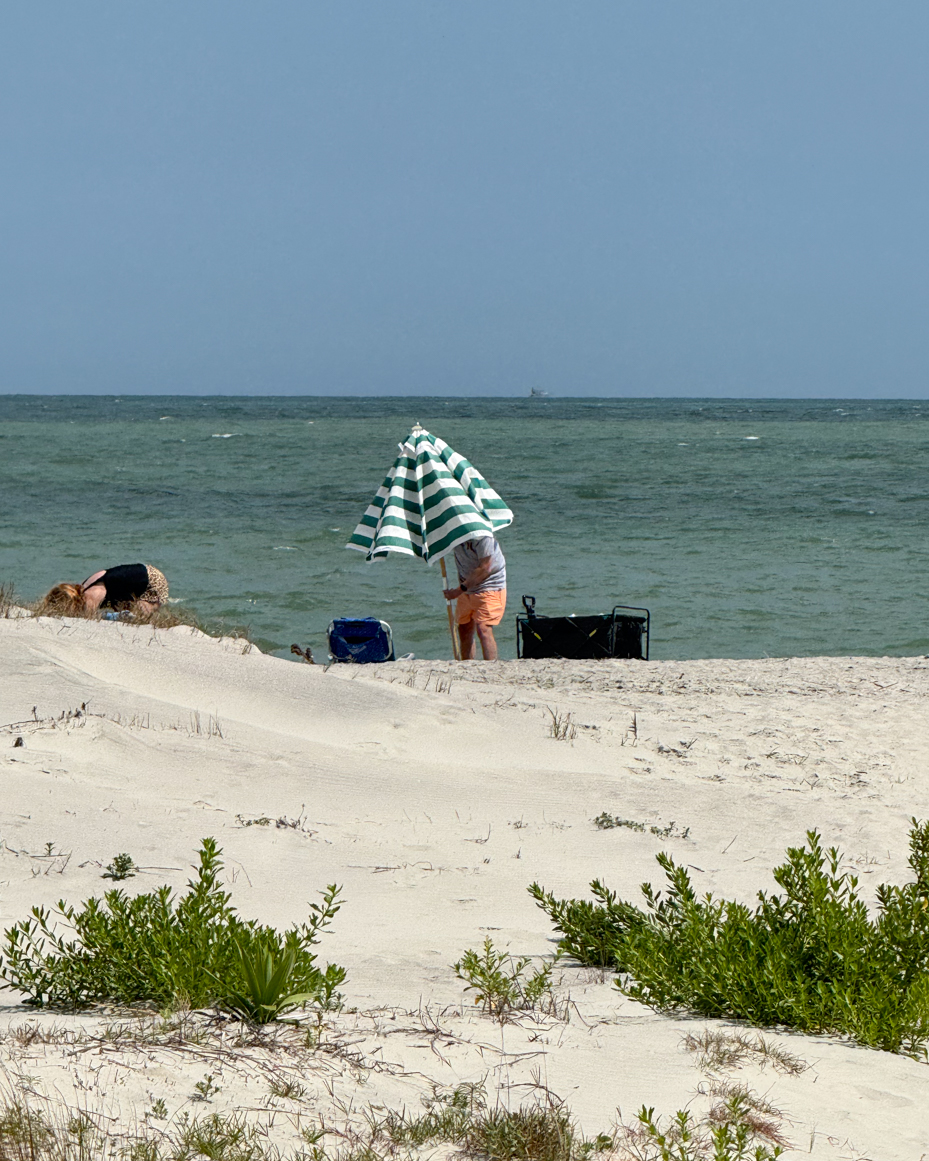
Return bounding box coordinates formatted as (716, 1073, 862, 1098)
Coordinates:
(1, 612, 928, 1158)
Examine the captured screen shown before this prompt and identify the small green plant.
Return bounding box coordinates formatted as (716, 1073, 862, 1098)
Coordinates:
(0, 838, 346, 1020)
(454, 938, 555, 1022)
(624, 1096, 784, 1160)
(593, 813, 646, 832)
(192, 1074, 221, 1102)
(147, 1098, 168, 1121)
(0, 1101, 53, 1155)
(103, 853, 138, 880)
(370, 1083, 604, 1161)
(463, 1102, 577, 1161)
(533, 819, 929, 1056)
(174, 1112, 266, 1159)
(592, 814, 689, 840)
(371, 1083, 481, 1147)
(649, 821, 690, 840)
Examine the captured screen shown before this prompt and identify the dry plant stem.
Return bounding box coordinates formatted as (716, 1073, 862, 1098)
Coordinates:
(547, 708, 577, 742)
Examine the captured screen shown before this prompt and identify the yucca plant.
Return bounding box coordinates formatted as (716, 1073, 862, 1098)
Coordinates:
(221, 941, 336, 1024)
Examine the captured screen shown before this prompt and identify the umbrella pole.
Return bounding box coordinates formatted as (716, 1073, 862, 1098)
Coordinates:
(440, 557, 461, 660)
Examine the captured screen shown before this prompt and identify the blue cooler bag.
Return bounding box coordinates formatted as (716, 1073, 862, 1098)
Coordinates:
(327, 617, 395, 664)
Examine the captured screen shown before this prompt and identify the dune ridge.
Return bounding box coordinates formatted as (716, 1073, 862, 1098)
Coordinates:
(1, 614, 928, 1158)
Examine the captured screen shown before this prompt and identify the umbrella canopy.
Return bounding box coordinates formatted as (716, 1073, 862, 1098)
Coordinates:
(347, 426, 513, 563)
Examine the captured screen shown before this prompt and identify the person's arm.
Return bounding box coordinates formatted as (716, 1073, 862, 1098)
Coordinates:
(442, 554, 494, 599)
(82, 586, 105, 611)
(81, 570, 107, 611)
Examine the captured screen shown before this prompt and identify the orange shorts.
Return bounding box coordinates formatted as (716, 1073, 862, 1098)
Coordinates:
(456, 588, 507, 626)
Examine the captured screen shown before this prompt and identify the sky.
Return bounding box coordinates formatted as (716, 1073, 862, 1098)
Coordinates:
(2, 2, 929, 398)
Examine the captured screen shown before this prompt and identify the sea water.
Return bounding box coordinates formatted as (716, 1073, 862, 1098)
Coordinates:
(1, 395, 928, 661)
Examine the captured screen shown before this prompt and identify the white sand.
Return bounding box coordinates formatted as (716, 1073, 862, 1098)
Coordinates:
(2, 612, 928, 1157)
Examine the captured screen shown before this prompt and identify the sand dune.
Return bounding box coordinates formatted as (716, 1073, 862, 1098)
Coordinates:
(1, 613, 928, 1158)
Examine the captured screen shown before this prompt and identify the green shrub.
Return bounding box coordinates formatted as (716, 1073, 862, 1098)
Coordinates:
(0, 838, 346, 1019)
(528, 880, 646, 969)
(532, 820, 929, 1055)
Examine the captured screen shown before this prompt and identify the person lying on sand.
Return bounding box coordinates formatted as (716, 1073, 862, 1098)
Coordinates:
(40, 563, 169, 618)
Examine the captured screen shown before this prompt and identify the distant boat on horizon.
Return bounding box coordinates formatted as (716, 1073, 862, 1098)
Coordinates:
(528, 387, 549, 398)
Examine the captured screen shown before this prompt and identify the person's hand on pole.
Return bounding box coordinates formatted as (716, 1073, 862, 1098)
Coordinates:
(444, 556, 493, 601)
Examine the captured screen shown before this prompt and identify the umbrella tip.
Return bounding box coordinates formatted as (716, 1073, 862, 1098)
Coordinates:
(411, 423, 426, 435)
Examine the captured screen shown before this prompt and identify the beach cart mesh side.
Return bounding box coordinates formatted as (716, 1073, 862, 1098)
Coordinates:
(515, 597, 649, 661)
(327, 618, 395, 663)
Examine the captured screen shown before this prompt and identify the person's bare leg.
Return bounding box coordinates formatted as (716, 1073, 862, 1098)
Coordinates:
(458, 621, 477, 659)
(475, 622, 498, 660)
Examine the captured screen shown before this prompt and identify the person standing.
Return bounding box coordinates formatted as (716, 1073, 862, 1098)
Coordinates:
(442, 536, 506, 660)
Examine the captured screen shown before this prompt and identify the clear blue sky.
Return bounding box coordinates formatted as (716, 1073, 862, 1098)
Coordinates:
(3, 2, 928, 397)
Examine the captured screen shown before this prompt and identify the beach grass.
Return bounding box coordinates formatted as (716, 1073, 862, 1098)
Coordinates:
(0, 1071, 788, 1161)
(19, 586, 257, 648)
(0, 581, 19, 618)
(0, 1092, 780, 1161)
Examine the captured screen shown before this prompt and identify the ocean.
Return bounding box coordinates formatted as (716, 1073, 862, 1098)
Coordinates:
(1, 395, 927, 661)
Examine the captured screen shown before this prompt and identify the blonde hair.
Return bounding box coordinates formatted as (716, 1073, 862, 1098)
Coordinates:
(39, 583, 86, 617)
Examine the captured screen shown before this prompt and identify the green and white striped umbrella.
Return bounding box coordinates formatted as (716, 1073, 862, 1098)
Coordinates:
(347, 425, 513, 563)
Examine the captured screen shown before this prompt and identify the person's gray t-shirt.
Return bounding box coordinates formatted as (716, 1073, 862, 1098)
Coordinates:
(453, 537, 506, 594)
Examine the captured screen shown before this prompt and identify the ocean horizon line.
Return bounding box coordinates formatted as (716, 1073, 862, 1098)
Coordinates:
(2, 390, 929, 402)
